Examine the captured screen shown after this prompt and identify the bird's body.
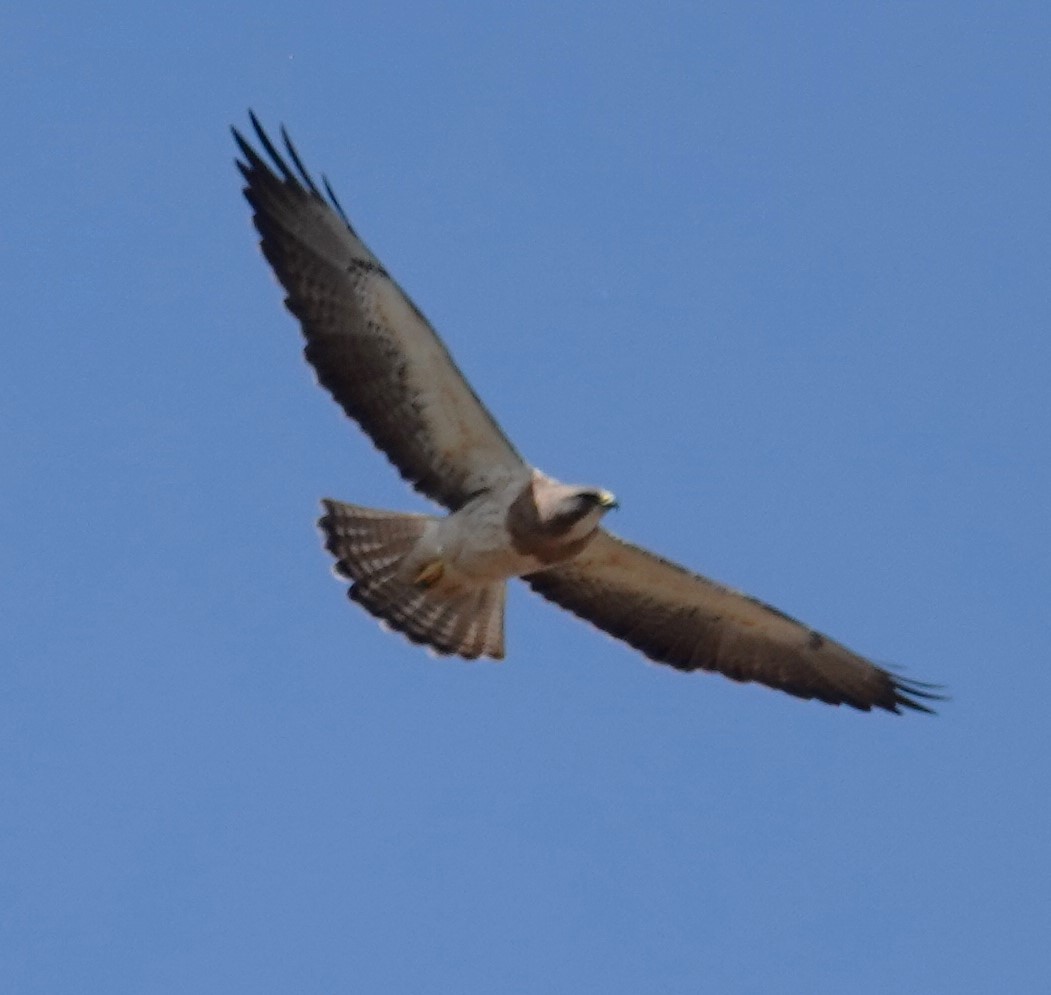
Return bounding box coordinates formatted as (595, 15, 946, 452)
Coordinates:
(233, 113, 941, 714)
(416, 471, 617, 586)
(406, 494, 525, 590)
(319, 471, 620, 658)
(392, 479, 551, 594)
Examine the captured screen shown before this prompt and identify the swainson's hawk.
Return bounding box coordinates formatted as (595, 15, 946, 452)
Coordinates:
(233, 113, 940, 714)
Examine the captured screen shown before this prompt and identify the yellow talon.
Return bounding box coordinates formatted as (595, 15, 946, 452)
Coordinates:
(413, 560, 445, 589)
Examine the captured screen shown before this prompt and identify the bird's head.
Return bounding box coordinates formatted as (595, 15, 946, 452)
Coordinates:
(584, 488, 620, 512)
(541, 486, 618, 539)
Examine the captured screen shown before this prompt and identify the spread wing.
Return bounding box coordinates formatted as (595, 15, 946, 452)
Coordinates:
(525, 531, 941, 713)
(233, 113, 526, 510)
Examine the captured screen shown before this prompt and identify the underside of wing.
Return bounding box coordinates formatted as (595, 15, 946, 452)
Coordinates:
(233, 113, 526, 510)
(524, 531, 941, 713)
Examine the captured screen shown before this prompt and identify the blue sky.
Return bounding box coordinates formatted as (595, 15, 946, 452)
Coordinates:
(4, 2, 1050, 991)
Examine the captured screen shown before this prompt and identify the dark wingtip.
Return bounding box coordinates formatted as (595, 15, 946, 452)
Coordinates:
(889, 672, 948, 715)
(280, 124, 324, 199)
(322, 174, 353, 226)
(231, 121, 258, 168)
(233, 112, 357, 234)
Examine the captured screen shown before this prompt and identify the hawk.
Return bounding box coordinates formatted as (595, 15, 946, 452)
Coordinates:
(233, 113, 940, 714)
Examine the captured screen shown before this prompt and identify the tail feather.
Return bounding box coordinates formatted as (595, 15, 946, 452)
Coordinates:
(466, 585, 506, 659)
(319, 501, 432, 581)
(318, 499, 506, 660)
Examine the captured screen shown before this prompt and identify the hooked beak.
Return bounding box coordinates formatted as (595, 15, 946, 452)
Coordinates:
(597, 490, 619, 510)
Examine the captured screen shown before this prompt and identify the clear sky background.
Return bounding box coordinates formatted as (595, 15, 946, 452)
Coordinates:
(4, 2, 1049, 992)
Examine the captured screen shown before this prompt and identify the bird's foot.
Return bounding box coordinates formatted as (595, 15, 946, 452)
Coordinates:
(413, 560, 445, 589)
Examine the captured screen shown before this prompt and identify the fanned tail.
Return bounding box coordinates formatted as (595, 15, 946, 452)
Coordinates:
(318, 499, 506, 660)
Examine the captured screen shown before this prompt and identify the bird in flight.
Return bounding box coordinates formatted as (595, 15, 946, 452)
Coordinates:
(233, 113, 940, 714)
